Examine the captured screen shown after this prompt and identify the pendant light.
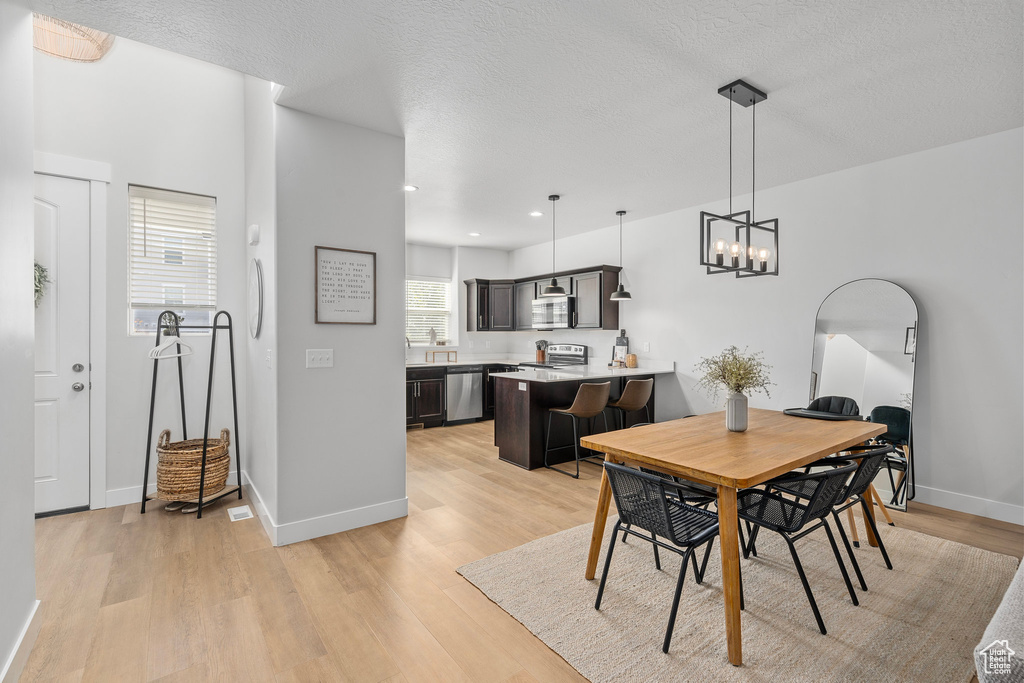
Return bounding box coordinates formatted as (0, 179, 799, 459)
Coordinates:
(540, 194, 565, 296)
(698, 79, 779, 278)
(610, 210, 632, 301)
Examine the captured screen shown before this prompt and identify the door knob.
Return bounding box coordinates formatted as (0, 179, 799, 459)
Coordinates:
(72, 382, 85, 392)
(72, 363, 84, 372)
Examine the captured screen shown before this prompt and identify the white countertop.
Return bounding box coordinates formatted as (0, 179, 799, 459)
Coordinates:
(489, 361, 675, 383)
(405, 356, 529, 368)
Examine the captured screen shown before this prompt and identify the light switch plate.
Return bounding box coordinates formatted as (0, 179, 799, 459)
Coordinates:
(265, 350, 273, 369)
(306, 349, 334, 368)
(643, 342, 651, 352)
(518, 382, 527, 391)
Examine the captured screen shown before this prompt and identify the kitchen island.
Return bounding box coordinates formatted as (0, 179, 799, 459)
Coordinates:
(490, 363, 675, 470)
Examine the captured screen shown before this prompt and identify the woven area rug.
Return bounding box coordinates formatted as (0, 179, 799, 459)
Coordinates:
(458, 520, 1019, 682)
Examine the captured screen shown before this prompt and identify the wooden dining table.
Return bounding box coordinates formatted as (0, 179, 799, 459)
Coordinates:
(579, 408, 885, 666)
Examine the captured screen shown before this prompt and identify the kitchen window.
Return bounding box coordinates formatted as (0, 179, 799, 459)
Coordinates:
(128, 185, 217, 334)
(405, 279, 451, 344)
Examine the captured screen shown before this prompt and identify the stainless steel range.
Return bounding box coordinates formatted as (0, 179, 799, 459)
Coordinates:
(519, 343, 589, 369)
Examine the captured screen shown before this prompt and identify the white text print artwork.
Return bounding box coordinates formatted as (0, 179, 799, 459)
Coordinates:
(315, 246, 376, 324)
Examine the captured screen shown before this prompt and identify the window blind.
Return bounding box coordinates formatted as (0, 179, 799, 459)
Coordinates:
(406, 279, 451, 343)
(128, 185, 217, 312)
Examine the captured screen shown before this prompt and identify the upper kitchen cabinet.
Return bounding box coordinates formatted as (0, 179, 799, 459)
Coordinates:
(490, 281, 515, 330)
(571, 267, 619, 330)
(465, 278, 515, 331)
(572, 271, 602, 328)
(466, 266, 619, 331)
(514, 281, 536, 330)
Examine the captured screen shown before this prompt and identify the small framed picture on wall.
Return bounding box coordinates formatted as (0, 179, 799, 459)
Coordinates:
(315, 246, 377, 324)
(904, 326, 916, 356)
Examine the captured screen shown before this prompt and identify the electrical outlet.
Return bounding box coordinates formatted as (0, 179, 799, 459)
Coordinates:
(643, 342, 650, 352)
(305, 348, 334, 368)
(468, 340, 475, 348)
(486, 340, 491, 348)
(265, 350, 272, 369)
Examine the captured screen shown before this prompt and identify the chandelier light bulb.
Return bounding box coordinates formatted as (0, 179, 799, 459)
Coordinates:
(713, 238, 726, 265)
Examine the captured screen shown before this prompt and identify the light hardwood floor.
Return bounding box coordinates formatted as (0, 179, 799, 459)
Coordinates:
(21, 421, 1024, 682)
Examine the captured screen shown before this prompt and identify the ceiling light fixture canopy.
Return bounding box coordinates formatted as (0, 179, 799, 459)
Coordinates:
(32, 14, 114, 62)
(540, 194, 565, 297)
(610, 210, 631, 301)
(699, 79, 779, 278)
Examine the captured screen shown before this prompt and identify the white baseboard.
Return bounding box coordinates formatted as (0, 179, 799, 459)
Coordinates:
(106, 471, 239, 509)
(240, 471, 277, 546)
(239, 471, 407, 547)
(274, 496, 408, 546)
(1, 600, 40, 683)
(915, 485, 1024, 526)
(105, 472, 407, 546)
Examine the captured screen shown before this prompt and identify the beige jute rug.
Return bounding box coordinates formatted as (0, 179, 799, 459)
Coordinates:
(458, 520, 1019, 682)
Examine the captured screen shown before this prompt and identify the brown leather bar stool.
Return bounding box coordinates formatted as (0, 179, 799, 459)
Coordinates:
(544, 382, 611, 478)
(606, 378, 653, 429)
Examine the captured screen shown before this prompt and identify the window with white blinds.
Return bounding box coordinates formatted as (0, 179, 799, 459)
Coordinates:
(406, 279, 451, 344)
(128, 185, 217, 334)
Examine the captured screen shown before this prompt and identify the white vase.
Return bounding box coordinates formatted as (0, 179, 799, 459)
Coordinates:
(726, 392, 748, 432)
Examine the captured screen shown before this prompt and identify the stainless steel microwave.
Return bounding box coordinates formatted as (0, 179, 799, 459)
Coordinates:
(532, 296, 575, 329)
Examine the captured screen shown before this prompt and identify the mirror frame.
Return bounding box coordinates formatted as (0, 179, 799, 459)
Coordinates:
(811, 278, 920, 503)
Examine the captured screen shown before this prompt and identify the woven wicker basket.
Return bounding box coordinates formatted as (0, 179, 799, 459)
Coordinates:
(156, 428, 230, 502)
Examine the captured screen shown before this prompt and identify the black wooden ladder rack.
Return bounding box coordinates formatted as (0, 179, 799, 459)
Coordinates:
(140, 310, 243, 519)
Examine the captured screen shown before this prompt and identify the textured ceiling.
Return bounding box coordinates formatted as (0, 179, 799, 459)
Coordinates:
(32, 0, 1023, 249)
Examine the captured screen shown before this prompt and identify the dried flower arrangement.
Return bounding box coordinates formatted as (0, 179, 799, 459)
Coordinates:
(695, 346, 773, 402)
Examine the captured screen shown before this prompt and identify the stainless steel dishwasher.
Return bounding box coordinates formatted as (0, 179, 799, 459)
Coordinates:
(446, 365, 483, 424)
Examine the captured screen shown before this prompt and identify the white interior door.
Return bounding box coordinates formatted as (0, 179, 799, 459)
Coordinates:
(34, 173, 91, 514)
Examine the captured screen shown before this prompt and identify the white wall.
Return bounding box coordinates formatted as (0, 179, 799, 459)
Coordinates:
(243, 76, 279, 526)
(510, 128, 1024, 523)
(274, 106, 407, 542)
(0, 1, 38, 675)
(404, 243, 519, 358)
(819, 335, 868, 405)
(861, 351, 914, 412)
(34, 37, 248, 503)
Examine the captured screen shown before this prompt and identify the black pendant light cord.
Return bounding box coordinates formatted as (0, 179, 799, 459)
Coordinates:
(728, 94, 733, 215)
(752, 100, 756, 223)
(617, 211, 626, 266)
(551, 197, 556, 273)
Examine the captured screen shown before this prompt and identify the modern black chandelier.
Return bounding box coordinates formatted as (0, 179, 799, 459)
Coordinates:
(699, 79, 779, 278)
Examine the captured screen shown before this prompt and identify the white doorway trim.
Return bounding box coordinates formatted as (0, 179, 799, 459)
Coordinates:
(34, 151, 110, 510)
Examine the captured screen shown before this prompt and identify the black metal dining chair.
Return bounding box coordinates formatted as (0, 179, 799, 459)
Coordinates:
(867, 405, 911, 505)
(595, 462, 722, 653)
(737, 460, 859, 635)
(774, 447, 895, 592)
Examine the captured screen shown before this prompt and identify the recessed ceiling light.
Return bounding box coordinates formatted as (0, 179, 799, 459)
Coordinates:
(529, 211, 543, 217)
(403, 185, 418, 192)
(468, 232, 481, 237)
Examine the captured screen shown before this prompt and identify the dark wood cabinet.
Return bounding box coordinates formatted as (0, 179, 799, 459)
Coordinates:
(465, 279, 514, 331)
(466, 279, 490, 331)
(490, 282, 515, 330)
(514, 281, 536, 330)
(416, 379, 446, 421)
(483, 364, 516, 418)
(407, 367, 446, 428)
(466, 266, 619, 332)
(572, 271, 602, 329)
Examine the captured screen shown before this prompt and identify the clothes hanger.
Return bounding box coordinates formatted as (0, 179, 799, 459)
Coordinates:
(148, 335, 194, 359)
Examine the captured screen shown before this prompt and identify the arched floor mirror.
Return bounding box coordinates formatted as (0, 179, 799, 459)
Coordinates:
(810, 279, 918, 510)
